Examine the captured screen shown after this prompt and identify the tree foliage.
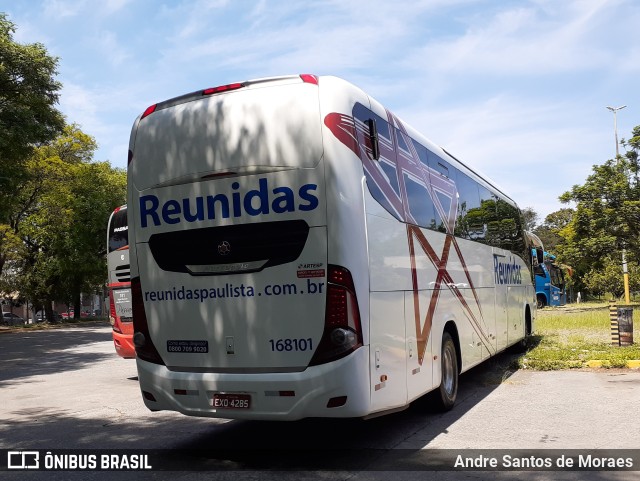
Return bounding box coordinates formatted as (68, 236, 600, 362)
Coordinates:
(0, 12, 66, 269)
(0, 15, 125, 318)
(1, 125, 126, 317)
(0, 13, 65, 166)
(583, 258, 640, 299)
(550, 124, 640, 297)
(521, 207, 538, 231)
(532, 208, 573, 253)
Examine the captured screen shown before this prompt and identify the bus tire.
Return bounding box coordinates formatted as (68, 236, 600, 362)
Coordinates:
(536, 294, 546, 309)
(436, 332, 459, 411)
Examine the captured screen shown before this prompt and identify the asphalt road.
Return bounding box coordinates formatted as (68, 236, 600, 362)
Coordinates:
(0, 323, 638, 481)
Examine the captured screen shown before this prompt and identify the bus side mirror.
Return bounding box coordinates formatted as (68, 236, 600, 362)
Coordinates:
(536, 248, 544, 265)
(366, 118, 380, 161)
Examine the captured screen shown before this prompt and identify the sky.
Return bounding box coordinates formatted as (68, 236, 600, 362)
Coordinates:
(3, 0, 639, 221)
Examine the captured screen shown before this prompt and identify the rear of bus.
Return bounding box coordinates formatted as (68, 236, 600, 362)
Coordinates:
(127, 75, 370, 420)
(107, 205, 135, 358)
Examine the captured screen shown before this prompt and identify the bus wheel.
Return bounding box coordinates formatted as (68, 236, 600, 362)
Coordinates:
(436, 332, 459, 411)
(536, 295, 546, 309)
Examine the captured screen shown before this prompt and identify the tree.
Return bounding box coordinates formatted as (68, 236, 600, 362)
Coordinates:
(560, 155, 640, 260)
(521, 207, 539, 231)
(557, 124, 640, 297)
(55, 160, 126, 317)
(9, 126, 126, 318)
(584, 257, 640, 299)
(0, 14, 65, 166)
(621, 125, 640, 179)
(533, 208, 574, 253)
(0, 13, 65, 279)
(9, 152, 72, 316)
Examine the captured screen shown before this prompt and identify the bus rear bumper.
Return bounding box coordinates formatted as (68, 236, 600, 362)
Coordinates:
(135, 347, 371, 420)
(113, 331, 136, 359)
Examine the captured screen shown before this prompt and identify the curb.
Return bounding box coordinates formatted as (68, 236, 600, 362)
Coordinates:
(584, 360, 640, 369)
(0, 320, 109, 334)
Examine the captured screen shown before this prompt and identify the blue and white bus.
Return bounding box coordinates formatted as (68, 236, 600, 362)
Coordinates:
(535, 253, 566, 308)
(127, 74, 536, 420)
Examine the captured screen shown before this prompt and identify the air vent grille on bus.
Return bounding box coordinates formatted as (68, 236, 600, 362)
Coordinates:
(115, 264, 131, 282)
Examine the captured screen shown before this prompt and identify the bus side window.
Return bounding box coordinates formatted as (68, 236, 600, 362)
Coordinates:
(396, 127, 410, 154)
(353, 103, 401, 220)
(427, 152, 457, 233)
(478, 185, 495, 246)
(499, 199, 525, 255)
(403, 172, 437, 230)
(411, 139, 429, 168)
(455, 171, 482, 241)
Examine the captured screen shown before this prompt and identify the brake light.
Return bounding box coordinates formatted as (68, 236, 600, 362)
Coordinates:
(131, 277, 165, 365)
(108, 290, 120, 332)
(309, 265, 362, 366)
(300, 74, 318, 85)
(203, 83, 244, 95)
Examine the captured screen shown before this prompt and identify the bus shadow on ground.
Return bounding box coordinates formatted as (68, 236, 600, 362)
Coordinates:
(169, 350, 526, 471)
(0, 325, 113, 385)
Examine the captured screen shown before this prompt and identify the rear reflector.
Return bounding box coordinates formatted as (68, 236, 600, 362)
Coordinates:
(142, 391, 157, 402)
(265, 390, 296, 397)
(327, 396, 347, 408)
(174, 389, 198, 396)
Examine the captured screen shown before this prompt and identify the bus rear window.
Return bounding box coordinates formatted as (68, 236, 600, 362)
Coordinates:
(108, 209, 128, 252)
(130, 83, 323, 190)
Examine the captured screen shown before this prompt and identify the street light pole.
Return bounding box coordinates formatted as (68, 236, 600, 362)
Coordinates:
(606, 105, 626, 157)
(606, 105, 630, 304)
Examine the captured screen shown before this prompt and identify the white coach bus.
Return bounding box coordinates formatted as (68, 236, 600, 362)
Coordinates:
(127, 74, 537, 420)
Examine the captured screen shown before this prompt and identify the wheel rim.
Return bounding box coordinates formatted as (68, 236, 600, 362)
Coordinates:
(442, 344, 455, 396)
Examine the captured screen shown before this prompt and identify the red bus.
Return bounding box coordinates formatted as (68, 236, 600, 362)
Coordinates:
(107, 205, 134, 358)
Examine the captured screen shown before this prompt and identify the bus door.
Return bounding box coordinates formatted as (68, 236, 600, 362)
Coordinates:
(493, 251, 510, 352)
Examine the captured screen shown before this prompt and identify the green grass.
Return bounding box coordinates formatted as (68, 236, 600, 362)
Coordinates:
(520, 303, 640, 370)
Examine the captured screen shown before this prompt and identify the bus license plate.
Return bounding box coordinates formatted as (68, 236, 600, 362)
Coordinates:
(212, 393, 251, 410)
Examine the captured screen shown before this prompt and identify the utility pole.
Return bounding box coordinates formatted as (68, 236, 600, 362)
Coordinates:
(606, 105, 630, 304)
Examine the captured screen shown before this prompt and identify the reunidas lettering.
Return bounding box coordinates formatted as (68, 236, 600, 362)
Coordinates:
(139, 178, 319, 228)
(493, 254, 522, 285)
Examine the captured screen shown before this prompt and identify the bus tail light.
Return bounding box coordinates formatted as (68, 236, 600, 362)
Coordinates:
(131, 277, 165, 365)
(108, 289, 119, 331)
(140, 104, 157, 120)
(309, 265, 363, 366)
(300, 74, 318, 85)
